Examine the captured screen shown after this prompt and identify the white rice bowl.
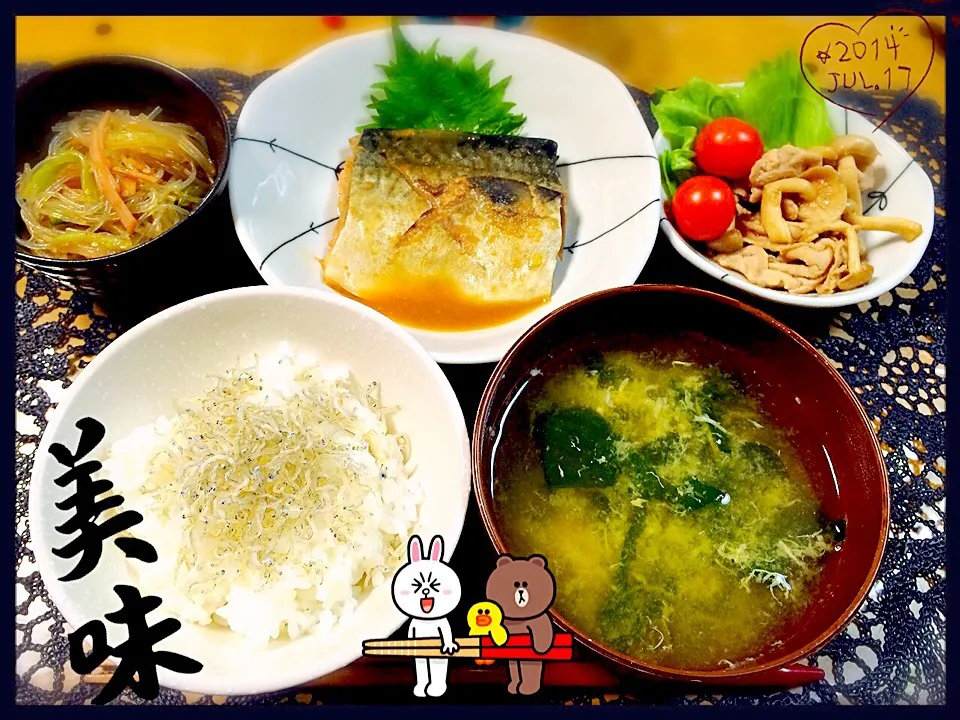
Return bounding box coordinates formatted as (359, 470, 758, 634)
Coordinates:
(29, 286, 471, 696)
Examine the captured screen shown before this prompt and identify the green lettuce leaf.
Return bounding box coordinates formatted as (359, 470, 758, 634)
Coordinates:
(652, 53, 835, 199)
(651, 79, 741, 198)
(738, 53, 834, 151)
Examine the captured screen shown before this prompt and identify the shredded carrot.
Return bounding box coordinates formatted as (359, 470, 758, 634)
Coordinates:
(114, 167, 161, 183)
(118, 176, 138, 198)
(89, 111, 137, 234)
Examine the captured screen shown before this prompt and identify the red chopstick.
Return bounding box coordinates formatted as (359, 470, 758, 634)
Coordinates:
(480, 634, 573, 648)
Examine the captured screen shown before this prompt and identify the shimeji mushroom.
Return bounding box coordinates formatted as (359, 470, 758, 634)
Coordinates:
(853, 214, 924, 242)
(834, 223, 874, 291)
(837, 155, 923, 242)
(760, 178, 816, 244)
(831, 135, 884, 192)
(794, 219, 872, 290)
(830, 135, 880, 171)
(808, 145, 840, 166)
(783, 198, 801, 221)
(834, 141, 922, 242)
(706, 226, 745, 254)
(797, 166, 848, 227)
(760, 168, 847, 246)
(838, 262, 875, 291)
(801, 220, 862, 270)
(837, 156, 864, 217)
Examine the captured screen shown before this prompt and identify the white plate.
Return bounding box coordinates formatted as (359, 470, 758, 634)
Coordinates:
(28, 286, 471, 696)
(229, 25, 661, 364)
(655, 97, 935, 308)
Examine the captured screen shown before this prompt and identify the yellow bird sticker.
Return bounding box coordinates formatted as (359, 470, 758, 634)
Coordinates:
(467, 601, 508, 666)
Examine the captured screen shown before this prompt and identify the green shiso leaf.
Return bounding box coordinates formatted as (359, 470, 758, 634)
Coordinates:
(360, 22, 527, 135)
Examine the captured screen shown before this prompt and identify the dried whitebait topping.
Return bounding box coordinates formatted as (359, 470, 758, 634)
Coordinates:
(105, 344, 422, 646)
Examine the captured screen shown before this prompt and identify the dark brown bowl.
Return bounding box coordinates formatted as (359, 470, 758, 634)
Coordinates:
(14, 55, 231, 295)
(473, 284, 890, 686)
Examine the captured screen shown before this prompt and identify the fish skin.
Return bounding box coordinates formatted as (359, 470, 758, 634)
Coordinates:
(356, 129, 562, 192)
(322, 128, 566, 306)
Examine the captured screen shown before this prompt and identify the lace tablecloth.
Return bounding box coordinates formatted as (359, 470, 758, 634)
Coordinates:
(14, 65, 946, 706)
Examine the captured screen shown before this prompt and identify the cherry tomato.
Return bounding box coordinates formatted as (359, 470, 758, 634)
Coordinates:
(671, 176, 736, 242)
(693, 118, 764, 180)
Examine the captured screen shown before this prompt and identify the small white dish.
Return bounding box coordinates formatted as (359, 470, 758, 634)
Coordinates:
(655, 97, 935, 308)
(229, 25, 661, 364)
(28, 286, 471, 696)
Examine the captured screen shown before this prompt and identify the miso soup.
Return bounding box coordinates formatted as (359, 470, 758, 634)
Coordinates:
(492, 348, 841, 670)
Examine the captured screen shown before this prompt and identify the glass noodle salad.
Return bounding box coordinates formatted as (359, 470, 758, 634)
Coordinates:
(15, 108, 215, 260)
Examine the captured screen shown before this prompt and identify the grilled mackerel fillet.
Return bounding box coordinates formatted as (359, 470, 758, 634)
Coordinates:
(322, 129, 566, 308)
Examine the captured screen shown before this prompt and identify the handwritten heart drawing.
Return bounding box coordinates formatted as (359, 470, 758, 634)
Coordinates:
(799, 10, 935, 130)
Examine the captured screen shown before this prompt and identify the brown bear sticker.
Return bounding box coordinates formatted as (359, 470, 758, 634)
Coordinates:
(485, 554, 557, 695)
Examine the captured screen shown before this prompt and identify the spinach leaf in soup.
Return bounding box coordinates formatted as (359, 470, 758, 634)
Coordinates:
(622, 433, 681, 502)
(598, 581, 665, 654)
(583, 351, 630, 389)
(740, 441, 788, 476)
(533, 407, 618, 489)
(597, 505, 665, 653)
(633, 432, 683, 468)
(675, 475, 730, 511)
(623, 433, 730, 511)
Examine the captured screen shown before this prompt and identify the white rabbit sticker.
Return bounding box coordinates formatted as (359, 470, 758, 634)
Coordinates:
(390, 535, 462, 698)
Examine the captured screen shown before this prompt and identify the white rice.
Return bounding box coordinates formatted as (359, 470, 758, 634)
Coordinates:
(103, 342, 421, 647)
